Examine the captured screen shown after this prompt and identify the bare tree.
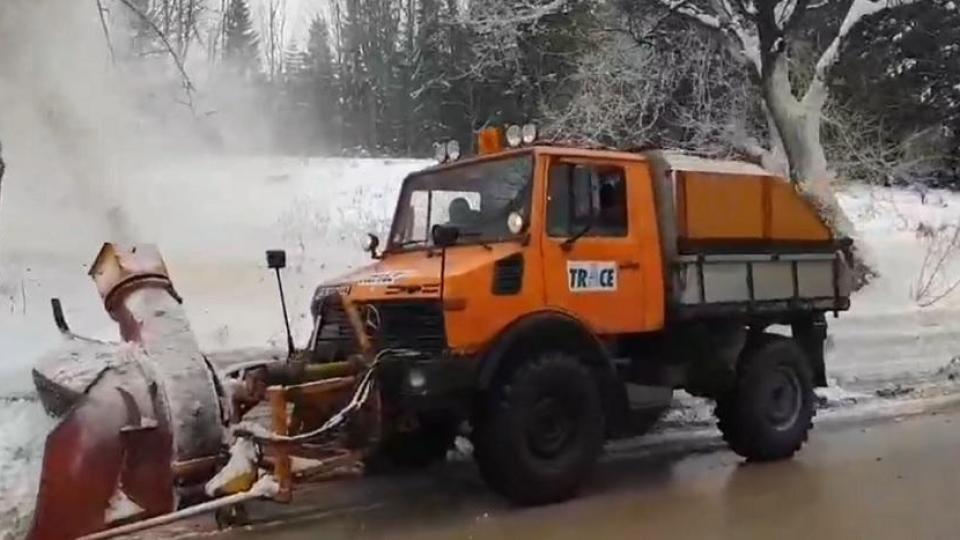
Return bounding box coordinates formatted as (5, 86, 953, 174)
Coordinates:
(115, 0, 198, 110)
(912, 221, 960, 307)
(144, 0, 207, 62)
(457, 0, 592, 122)
(261, 0, 288, 81)
(544, 26, 762, 156)
(823, 98, 947, 187)
(639, 0, 928, 283)
(464, 0, 571, 76)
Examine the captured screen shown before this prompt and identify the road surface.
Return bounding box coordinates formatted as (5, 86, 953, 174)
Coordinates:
(158, 399, 960, 540)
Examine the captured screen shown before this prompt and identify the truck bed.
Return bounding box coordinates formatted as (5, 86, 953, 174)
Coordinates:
(643, 151, 852, 320)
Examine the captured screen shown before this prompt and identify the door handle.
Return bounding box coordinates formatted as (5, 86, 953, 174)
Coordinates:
(619, 261, 640, 271)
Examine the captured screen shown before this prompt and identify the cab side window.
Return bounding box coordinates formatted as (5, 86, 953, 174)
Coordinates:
(547, 163, 628, 237)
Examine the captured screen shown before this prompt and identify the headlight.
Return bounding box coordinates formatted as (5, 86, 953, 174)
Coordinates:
(446, 140, 461, 161)
(407, 368, 426, 390)
(505, 125, 522, 147)
(507, 211, 525, 234)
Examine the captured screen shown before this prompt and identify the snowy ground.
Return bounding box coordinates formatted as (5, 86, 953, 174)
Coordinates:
(2, 156, 960, 537)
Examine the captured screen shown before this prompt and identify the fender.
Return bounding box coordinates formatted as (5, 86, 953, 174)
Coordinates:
(475, 310, 630, 437)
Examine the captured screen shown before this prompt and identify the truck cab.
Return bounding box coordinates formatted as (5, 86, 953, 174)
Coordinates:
(313, 146, 668, 351)
(310, 128, 851, 504)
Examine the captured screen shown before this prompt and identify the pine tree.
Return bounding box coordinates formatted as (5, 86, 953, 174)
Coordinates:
(412, 0, 448, 146)
(223, 0, 260, 79)
(305, 16, 341, 150)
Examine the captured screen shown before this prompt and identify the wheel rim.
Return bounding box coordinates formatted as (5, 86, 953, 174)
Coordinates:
(526, 396, 576, 458)
(764, 367, 802, 431)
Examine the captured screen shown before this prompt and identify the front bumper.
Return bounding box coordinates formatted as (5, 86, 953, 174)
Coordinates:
(375, 353, 476, 412)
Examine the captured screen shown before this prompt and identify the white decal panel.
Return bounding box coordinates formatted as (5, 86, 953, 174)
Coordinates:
(567, 261, 618, 292)
(356, 271, 409, 286)
(314, 284, 353, 297)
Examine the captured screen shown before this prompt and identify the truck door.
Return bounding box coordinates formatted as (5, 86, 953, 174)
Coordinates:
(541, 158, 647, 334)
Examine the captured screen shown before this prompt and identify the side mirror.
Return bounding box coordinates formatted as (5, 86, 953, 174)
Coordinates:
(363, 233, 381, 258)
(431, 224, 460, 248)
(266, 249, 287, 270)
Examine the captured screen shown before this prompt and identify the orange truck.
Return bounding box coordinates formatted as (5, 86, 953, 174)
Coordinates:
(309, 127, 852, 504)
(26, 127, 853, 539)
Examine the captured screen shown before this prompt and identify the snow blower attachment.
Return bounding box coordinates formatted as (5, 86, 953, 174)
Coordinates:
(28, 244, 383, 539)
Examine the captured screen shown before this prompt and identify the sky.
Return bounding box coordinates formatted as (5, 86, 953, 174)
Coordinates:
(252, 0, 328, 45)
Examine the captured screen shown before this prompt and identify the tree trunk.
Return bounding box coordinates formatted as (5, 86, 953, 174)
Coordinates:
(762, 57, 875, 287)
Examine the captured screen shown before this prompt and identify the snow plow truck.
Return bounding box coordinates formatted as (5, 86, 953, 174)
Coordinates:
(28, 125, 852, 539)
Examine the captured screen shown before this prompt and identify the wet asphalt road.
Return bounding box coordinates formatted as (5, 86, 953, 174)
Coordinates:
(170, 402, 960, 540)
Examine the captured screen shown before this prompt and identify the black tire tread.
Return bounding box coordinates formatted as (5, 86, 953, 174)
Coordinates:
(473, 351, 604, 505)
(715, 334, 816, 461)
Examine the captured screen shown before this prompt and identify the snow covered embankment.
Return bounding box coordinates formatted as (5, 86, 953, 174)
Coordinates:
(829, 185, 960, 387)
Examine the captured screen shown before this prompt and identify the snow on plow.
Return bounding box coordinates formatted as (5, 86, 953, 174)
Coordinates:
(28, 244, 383, 539)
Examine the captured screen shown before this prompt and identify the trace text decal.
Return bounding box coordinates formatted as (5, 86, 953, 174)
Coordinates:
(568, 261, 617, 292)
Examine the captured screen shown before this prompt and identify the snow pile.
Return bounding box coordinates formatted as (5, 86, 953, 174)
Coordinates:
(0, 397, 56, 540)
(829, 185, 960, 383)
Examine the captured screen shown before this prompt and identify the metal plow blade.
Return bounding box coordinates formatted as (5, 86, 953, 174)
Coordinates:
(28, 373, 174, 540)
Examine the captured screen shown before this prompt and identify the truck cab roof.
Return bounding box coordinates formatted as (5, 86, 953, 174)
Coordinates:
(418, 145, 778, 178)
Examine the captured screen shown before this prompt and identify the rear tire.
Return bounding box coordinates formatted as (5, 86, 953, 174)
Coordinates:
(472, 351, 604, 505)
(715, 336, 815, 461)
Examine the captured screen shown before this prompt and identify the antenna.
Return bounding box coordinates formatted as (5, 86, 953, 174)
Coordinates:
(266, 250, 295, 357)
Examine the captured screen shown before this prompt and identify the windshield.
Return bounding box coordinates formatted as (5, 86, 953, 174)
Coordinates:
(389, 154, 534, 249)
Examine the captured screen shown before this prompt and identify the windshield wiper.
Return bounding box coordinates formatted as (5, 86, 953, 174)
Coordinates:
(458, 231, 494, 251)
(562, 216, 597, 251)
(394, 239, 427, 247)
(386, 239, 429, 253)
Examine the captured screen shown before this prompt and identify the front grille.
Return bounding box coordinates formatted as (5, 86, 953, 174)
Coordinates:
(313, 299, 447, 357)
(313, 299, 361, 358)
(368, 300, 447, 354)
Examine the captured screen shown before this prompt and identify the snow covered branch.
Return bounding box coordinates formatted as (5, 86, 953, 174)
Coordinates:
(805, 0, 925, 106)
(654, 0, 762, 74)
(467, 0, 569, 35)
(116, 0, 196, 110)
(659, 0, 723, 29)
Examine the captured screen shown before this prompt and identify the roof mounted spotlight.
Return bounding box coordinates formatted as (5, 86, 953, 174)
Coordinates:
(433, 141, 448, 163)
(446, 140, 461, 161)
(505, 125, 522, 148)
(522, 124, 538, 144)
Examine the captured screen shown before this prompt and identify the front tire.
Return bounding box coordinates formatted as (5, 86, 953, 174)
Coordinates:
(715, 336, 815, 461)
(473, 351, 604, 505)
